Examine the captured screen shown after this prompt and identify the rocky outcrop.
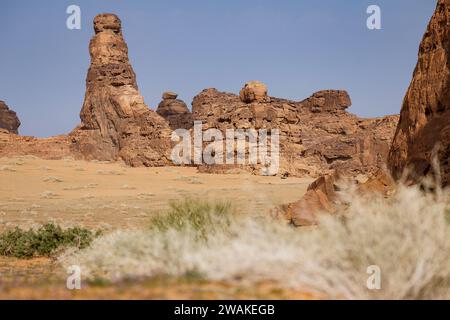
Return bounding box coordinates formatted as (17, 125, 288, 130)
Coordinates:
(288, 173, 339, 226)
(156, 92, 192, 130)
(0, 129, 73, 159)
(69, 14, 172, 166)
(388, 0, 450, 186)
(284, 169, 395, 227)
(0, 101, 20, 134)
(0, 13, 399, 176)
(192, 83, 398, 177)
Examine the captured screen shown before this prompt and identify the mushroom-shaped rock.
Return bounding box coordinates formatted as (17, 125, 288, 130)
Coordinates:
(156, 92, 193, 130)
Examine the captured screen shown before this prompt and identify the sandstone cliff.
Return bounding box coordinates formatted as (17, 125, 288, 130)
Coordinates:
(192, 84, 398, 177)
(389, 0, 450, 186)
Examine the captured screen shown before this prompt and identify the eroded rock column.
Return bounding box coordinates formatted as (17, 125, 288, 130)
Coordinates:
(70, 13, 172, 166)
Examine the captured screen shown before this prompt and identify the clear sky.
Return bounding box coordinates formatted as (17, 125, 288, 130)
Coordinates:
(0, 0, 437, 137)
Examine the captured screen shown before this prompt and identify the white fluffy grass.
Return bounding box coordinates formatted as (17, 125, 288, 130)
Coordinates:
(59, 185, 450, 299)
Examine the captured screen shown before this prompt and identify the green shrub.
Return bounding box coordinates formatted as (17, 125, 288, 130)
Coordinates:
(0, 223, 99, 258)
(149, 198, 234, 240)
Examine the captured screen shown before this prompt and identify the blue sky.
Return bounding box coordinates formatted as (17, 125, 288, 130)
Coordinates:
(0, 0, 436, 137)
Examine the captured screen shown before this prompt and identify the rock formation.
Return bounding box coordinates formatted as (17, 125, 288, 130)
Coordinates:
(0, 13, 399, 178)
(0, 101, 20, 134)
(156, 92, 192, 130)
(283, 169, 396, 227)
(69, 14, 172, 166)
(192, 83, 399, 177)
(389, 0, 450, 186)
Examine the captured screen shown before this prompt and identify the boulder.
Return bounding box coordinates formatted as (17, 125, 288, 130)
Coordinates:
(239, 81, 269, 103)
(289, 173, 339, 226)
(162, 92, 178, 100)
(389, 0, 450, 186)
(287, 169, 396, 227)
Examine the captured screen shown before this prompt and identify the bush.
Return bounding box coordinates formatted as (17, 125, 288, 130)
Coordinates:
(0, 223, 99, 258)
(149, 198, 234, 240)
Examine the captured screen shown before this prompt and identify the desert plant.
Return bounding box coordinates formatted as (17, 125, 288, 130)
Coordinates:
(60, 188, 450, 299)
(149, 198, 234, 240)
(0, 223, 99, 258)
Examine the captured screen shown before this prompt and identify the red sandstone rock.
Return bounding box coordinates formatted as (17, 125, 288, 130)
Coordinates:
(69, 13, 173, 166)
(156, 92, 192, 130)
(192, 85, 398, 177)
(289, 173, 339, 226)
(0, 14, 399, 177)
(287, 169, 395, 227)
(389, 0, 450, 186)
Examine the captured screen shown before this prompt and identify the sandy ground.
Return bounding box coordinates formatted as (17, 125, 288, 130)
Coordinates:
(0, 155, 312, 231)
(0, 155, 312, 299)
(0, 256, 321, 299)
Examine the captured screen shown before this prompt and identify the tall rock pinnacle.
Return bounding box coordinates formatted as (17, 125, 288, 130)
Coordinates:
(70, 13, 172, 166)
(388, 0, 450, 185)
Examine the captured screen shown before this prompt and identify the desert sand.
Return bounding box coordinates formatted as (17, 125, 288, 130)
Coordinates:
(0, 155, 313, 299)
(0, 155, 312, 232)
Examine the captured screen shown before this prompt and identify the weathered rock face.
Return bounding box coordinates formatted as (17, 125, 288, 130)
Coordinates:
(156, 92, 192, 130)
(70, 13, 172, 166)
(0, 101, 20, 134)
(388, 0, 450, 186)
(192, 85, 398, 177)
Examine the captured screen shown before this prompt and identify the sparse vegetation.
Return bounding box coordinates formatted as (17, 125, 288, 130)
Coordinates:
(0, 223, 99, 258)
(61, 187, 450, 299)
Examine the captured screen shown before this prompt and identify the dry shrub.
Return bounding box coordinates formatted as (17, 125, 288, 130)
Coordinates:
(59, 186, 450, 299)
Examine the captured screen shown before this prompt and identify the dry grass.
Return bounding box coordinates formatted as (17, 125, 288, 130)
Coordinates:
(60, 184, 450, 299)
